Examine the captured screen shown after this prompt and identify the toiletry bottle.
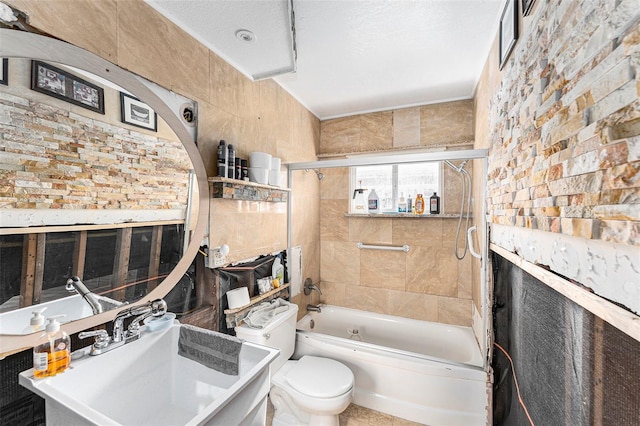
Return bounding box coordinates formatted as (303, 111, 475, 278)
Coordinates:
(217, 140, 227, 177)
(398, 192, 407, 213)
(430, 192, 440, 214)
(33, 316, 70, 379)
(241, 159, 249, 181)
(406, 193, 413, 214)
(353, 182, 367, 212)
(227, 144, 236, 179)
(272, 257, 284, 288)
(415, 193, 425, 214)
(368, 188, 380, 213)
(23, 308, 47, 334)
(235, 158, 242, 180)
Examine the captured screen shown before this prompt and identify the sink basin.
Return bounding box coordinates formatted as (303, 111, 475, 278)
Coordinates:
(0, 294, 123, 335)
(20, 323, 279, 425)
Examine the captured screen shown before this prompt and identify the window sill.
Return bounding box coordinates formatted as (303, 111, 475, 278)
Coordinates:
(344, 213, 468, 219)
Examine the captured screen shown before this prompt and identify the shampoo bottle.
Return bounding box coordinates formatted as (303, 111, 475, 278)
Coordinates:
(272, 257, 284, 288)
(406, 194, 413, 214)
(368, 188, 380, 213)
(415, 193, 425, 214)
(217, 140, 227, 177)
(33, 316, 70, 379)
(398, 192, 407, 213)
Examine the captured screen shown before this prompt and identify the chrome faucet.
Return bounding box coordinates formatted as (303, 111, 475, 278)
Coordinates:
(303, 278, 322, 296)
(306, 304, 322, 313)
(80, 299, 167, 355)
(66, 276, 104, 315)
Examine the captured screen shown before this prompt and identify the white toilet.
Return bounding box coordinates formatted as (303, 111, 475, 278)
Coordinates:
(235, 300, 353, 426)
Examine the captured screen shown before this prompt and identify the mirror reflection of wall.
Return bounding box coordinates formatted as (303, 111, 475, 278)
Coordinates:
(0, 57, 197, 329)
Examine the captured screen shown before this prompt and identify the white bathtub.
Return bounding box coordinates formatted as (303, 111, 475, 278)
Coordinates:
(294, 305, 488, 425)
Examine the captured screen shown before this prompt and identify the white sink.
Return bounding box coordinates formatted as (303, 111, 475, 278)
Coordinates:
(20, 323, 279, 425)
(0, 294, 123, 335)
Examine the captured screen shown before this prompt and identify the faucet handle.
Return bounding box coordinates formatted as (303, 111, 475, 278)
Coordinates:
(79, 329, 110, 349)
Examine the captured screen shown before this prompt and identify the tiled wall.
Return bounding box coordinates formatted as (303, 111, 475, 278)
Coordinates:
(6, 0, 322, 313)
(474, 0, 640, 312)
(318, 101, 475, 326)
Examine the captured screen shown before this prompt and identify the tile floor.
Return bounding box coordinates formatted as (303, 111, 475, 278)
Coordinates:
(266, 400, 425, 425)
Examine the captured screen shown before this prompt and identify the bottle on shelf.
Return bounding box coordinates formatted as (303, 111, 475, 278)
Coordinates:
(406, 193, 413, 214)
(217, 140, 227, 177)
(430, 192, 441, 214)
(235, 158, 242, 180)
(227, 144, 236, 179)
(415, 193, 425, 214)
(33, 315, 70, 379)
(368, 188, 380, 213)
(398, 192, 407, 213)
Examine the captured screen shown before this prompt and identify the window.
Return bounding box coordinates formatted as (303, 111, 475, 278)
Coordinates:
(351, 162, 441, 213)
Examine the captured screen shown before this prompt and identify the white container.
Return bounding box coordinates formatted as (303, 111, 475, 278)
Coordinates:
(271, 156, 281, 171)
(249, 152, 272, 169)
(368, 188, 380, 213)
(227, 287, 250, 309)
(269, 170, 281, 186)
(248, 167, 269, 184)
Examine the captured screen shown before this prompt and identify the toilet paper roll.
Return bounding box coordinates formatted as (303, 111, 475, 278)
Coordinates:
(227, 287, 250, 309)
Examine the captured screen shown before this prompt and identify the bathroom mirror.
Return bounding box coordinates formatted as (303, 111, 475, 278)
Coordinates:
(0, 29, 208, 346)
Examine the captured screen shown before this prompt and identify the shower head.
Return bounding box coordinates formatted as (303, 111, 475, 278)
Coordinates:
(306, 169, 324, 180)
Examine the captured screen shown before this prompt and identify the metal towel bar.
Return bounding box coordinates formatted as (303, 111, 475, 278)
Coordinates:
(357, 242, 410, 252)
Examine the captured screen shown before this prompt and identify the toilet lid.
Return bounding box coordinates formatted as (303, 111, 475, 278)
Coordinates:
(285, 356, 353, 398)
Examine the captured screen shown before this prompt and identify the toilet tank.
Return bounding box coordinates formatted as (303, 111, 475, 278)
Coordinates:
(235, 300, 298, 374)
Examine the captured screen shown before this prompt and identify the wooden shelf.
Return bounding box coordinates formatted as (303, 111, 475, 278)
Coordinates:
(224, 282, 290, 328)
(208, 177, 290, 202)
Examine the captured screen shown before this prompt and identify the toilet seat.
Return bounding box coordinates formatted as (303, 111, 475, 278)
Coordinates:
(284, 356, 353, 398)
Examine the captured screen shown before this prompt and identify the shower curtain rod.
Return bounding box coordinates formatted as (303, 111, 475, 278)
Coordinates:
(286, 148, 487, 170)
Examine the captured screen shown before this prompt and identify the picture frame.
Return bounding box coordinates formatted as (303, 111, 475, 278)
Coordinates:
(499, 0, 518, 70)
(31, 60, 104, 114)
(522, 0, 536, 16)
(0, 58, 7, 85)
(120, 92, 157, 131)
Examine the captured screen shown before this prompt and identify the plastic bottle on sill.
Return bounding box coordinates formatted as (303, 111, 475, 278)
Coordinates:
(368, 188, 380, 213)
(430, 192, 440, 214)
(33, 315, 70, 379)
(398, 192, 407, 213)
(227, 144, 236, 179)
(415, 193, 425, 214)
(406, 194, 413, 214)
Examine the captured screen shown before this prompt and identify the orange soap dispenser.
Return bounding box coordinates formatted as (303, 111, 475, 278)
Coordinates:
(415, 193, 425, 214)
(33, 315, 71, 379)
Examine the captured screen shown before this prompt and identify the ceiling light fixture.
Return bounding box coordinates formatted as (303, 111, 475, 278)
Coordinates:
(235, 29, 255, 44)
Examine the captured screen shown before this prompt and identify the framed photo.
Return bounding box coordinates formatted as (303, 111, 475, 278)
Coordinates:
(31, 60, 104, 114)
(0, 58, 7, 85)
(499, 0, 518, 70)
(120, 92, 157, 131)
(522, 0, 536, 16)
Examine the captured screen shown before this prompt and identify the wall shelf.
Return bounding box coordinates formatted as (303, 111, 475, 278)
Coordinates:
(208, 177, 290, 202)
(345, 213, 469, 219)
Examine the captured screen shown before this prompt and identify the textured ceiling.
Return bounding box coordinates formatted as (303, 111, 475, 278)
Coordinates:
(146, 0, 504, 119)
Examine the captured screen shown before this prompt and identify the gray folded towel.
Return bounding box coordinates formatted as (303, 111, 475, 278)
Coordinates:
(178, 324, 243, 376)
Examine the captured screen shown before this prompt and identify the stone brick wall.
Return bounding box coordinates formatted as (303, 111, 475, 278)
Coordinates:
(0, 92, 191, 212)
(485, 0, 640, 246)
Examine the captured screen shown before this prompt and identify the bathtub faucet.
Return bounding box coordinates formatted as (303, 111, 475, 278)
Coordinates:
(66, 276, 104, 315)
(306, 304, 322, 313)
(303, 278, 322, 296)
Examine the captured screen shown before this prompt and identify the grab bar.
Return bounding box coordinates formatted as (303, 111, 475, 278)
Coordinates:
(467, 226, 482, 259)
(357, 242, 410, 253)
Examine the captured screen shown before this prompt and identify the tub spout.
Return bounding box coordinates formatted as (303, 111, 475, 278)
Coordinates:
(306, 304, 322, 313)
(66, 276, 104, 315)
(303, 278, 322, 296)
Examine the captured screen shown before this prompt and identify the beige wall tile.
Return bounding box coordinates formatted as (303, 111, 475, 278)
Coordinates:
(392, 218, 443, 247)
(406, 246, 458, 297)
(344, 285, 389, 315)
(349, 217, 392, 243)
(8, 0, 118, 61)
(437, 296, 472, 326)
(117, 1, 210, 102)
(360, 250, 406, 290)
(388, 290, 438, 322)
(393, 107, 421, 148)
(420, 100, 474, 147)
(319, 281, 346, 306)
(442, 219, 464, 249)
(209, 51, 241, 117)
(320, 241, 360, 284)
(360, 111, 393, 152)
(457, 254, 473, 299)
(320, 199, 349, 242)
(320, 116, 360, 154)
(320, 167, 350, 200)
(301, 241, 321, 292)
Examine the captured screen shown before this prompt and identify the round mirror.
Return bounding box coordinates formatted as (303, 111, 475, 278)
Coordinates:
(0, 29, 208, 351)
